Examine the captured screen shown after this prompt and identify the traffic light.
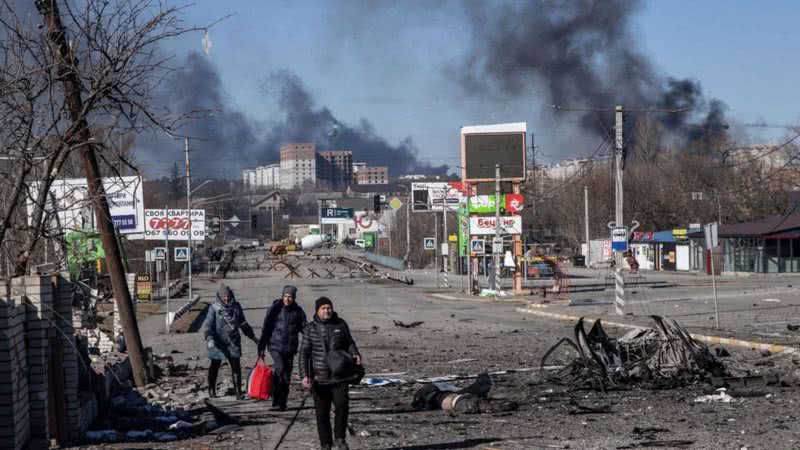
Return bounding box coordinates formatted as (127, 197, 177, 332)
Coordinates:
(210, 216, 221, 234)
(373, 194, 381, 213)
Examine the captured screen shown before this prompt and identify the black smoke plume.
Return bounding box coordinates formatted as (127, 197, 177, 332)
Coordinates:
(143, 53, 446, 179)
(456, 0, 728, 145)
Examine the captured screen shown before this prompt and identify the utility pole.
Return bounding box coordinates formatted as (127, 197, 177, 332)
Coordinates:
(613, 105, 626, 315)
(164, 204, 171, 333)
(493, 163, 501, 292)
(270, 207, 275, 241)
(38, 0, 147, 385)
(185, 138, 193, 306)
(435, 213, 440, 288)
(584, 185, 591, 267)
(405, 194, 411, 269)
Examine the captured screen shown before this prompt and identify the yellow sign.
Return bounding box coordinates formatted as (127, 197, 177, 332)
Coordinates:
(389, 197, 403, 210)
(448, 234, 458, 242)
(672, 229, 688, 240)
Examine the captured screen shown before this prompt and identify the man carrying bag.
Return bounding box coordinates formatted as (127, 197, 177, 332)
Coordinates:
(299, 297, 363, 450)
(258, 285, 307, 411)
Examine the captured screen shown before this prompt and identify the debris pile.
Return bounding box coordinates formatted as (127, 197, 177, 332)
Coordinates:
(541, 316, 727, 390)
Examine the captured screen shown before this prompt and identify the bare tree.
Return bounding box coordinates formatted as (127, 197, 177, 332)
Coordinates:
(0, 0, 212, 283)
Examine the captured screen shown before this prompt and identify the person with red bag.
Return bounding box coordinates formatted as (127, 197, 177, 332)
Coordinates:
(257, 285, 307, 411)
(203, 284, 257, 399)
(300, 297, 363, 450)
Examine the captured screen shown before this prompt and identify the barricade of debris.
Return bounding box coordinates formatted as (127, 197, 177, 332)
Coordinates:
(541, 315, 727, 391)
(85, 351, 245, 444)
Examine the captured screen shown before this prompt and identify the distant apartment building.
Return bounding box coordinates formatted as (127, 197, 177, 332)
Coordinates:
(258, 164, 281, 189)
(242, 168, 257, 188)
(280, 143, 317, 189)
(541, 156, 611, 180)
(318, 150, 353, 189)
(355, 166, 388, 185)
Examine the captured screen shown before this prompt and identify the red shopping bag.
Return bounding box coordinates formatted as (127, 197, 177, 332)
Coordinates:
(247, 357, 272, 400)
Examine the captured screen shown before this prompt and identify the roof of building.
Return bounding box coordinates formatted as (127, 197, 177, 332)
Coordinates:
(687, 211, 800, 238)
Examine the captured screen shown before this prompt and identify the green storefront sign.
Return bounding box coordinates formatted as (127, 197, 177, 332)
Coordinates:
(468, 195, 505, 214)
(458, 200, 469, 257)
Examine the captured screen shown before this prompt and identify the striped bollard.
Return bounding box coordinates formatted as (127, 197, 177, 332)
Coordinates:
(615, 268, 625, 315)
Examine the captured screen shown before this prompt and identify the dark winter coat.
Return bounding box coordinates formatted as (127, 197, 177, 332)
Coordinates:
(257, 299, 307, 355)
(299, 312, 360, 384)
(203, 294, 256, 360)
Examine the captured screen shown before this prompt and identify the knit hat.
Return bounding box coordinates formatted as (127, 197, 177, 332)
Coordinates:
(217, 284, 233, 300)
(282, 285, 298, 299)
(315, 296, 333, 312)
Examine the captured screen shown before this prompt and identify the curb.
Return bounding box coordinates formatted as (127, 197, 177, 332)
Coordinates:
(515, 306, 800, 356)
(429, 293, 528, 303)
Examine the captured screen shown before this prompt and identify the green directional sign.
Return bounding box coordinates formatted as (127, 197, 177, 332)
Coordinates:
(468, 195, 504, 213)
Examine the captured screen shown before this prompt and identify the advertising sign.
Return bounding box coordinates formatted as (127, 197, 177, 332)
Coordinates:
(505, 194, 524, 214)
(143, 209, 206, 241)
(136, 275, 152, 301)
(28, 176, 144, 234)
(320, 207, 354, 224)
(468, 195, 502, 214)
(411, 182, 464, 211)
(469, 216, 523, 235)
(458, 199, 469, 257)
(461, 122, 527, 181)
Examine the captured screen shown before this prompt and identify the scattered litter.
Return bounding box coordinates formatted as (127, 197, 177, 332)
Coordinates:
(788, 324, 800, 332)
(125, 430, 153, 439)
(86, 430, 120, 441)
(763, 298, 782, 303)
(370, 326, 380, 334)
(618, 440, 694, 449)
(210, 424, 244, 435)
(168, 420, 194, 430)
(562, 399, 612, 415)
(359, 430, 372, 438)
(393, 320, 424, 328)
(694, 388, 733, 403)
(362, 378, 403, 386)
(447, 358, 478, 364)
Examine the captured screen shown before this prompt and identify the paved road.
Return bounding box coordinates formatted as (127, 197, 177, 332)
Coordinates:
(120, 252, 800, 449)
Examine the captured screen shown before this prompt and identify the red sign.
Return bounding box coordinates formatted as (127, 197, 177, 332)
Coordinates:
(505, 194, 524, 213)
(148, 217, 191, 230)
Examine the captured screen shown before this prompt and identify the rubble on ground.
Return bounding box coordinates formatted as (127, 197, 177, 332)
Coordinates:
(541, 315, 728, 391)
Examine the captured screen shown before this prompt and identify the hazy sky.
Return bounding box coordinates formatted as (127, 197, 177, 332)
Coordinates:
(144, 0, 800, 176)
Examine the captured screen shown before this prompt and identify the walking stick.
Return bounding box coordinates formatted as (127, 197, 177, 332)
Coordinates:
(272, 391, 309, 450)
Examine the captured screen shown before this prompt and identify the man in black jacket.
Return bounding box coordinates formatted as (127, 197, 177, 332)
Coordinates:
(300, 297, 362, 450)
(258, 285, 307, 410)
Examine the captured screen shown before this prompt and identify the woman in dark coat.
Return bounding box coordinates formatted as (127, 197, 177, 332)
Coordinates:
(203, 284, 257, 398)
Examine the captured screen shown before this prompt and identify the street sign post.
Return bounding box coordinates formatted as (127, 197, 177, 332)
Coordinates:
(492, 237, 504, 254)
(704, 222, 720, 329)
(174, 247, 190, 262)
(389, 197, 403, 210)
(423, 237, 436, 251)
(154, 247, 166, 260)
(470, 239, 485, 255)
(611, 226, 628, 252)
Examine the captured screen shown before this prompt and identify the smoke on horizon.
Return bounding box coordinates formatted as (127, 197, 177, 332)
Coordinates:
(454, 0, 728, 146)
(142, 53, 447, 179)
